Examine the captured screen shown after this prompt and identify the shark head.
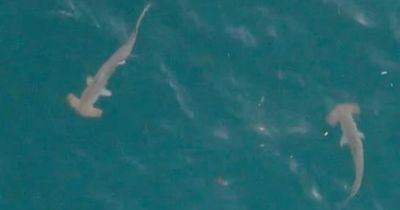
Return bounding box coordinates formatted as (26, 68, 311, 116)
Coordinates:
(67, 93, 103, 117)
(326, 103, 360, 126)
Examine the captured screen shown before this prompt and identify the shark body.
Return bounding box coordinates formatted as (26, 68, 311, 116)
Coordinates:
(327, 103, 364, 201)
(67, 3, 151, 117)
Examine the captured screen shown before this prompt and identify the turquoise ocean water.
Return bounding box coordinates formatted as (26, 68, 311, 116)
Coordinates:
(0, 0, 399, 209)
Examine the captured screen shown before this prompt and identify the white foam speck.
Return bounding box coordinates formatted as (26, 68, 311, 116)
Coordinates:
(225, 25, 257, 47)
(310, 185, 322, 201)
(354, 11, 370, 27)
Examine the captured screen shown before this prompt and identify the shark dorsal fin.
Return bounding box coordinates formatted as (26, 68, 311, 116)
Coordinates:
(118, 60, 126, 65)
(358, 132, 365, 140)
(340, 136, 349, 147)
(86, 76, 94, 86)
(100, 88, 112, 97)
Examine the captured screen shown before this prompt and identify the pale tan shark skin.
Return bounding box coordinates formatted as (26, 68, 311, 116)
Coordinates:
(67, 3, 151, 117)
(326, 103, 364, 201)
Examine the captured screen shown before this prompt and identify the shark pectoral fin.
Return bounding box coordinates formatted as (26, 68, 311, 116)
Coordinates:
(340, 136, 349, 147)
(86, 76, 94, 86)
(100, 88, 112, 97)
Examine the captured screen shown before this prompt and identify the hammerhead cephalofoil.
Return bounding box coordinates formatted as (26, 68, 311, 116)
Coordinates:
(67, 3, 151, 117)
(326, 103, 364, 202)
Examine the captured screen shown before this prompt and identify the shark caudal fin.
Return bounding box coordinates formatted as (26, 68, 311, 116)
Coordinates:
(66, 93, 103, 117)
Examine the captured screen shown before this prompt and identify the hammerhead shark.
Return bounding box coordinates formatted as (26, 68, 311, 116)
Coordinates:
(326, 103, 364, 203)
(67, 3, 151, 117)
